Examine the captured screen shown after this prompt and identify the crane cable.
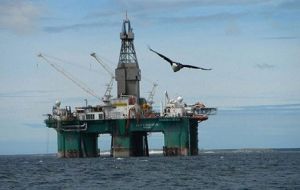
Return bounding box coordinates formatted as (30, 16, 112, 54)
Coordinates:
(38, 53, 102, 101)
(90, 52, 116, 102)
(90, 53, 114, 77)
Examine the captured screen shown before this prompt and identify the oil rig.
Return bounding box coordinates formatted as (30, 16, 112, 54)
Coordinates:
(43, 16, 216, 158)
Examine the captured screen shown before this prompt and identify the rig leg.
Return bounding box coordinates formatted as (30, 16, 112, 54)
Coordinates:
(111, 120, 131, 157)
(80, 133, 98, 157)
(57, 131, 81, 158)
(111, 121, 149, 157)
(130, 132, 149, 156)
(57, 131, 98, 158)
(163, 118, 199, 156)
(112, 135, 131, 157)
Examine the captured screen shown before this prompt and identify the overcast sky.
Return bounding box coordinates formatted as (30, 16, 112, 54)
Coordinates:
(0, 0, 299, 154)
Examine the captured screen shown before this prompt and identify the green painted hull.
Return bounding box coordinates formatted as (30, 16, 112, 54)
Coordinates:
(45, 117, 199, 158)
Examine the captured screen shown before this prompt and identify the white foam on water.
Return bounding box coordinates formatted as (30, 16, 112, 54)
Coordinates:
(149, 150, 163, 155)
(203, 151, 215, 154)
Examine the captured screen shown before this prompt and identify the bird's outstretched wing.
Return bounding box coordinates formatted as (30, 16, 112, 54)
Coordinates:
(182, 64, 212, 70)
(148, 47, 174, 65)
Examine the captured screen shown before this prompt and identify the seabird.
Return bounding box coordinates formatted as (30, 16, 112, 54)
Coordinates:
(149, 47, 212, 72)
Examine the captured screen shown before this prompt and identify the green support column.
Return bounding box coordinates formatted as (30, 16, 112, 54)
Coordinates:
(56, 130, 99, 158)
(80, 133, 98, 157)
(112, 135, 130, 157)
(48, 117, 201, 158)
(112, 120, 131, 157)
(130, 132, 149, 156)
(57, 130, 81, 158)
(189, 119, 199, 155)
(57, 130, 65, 158)
(163, 118, 198, 156)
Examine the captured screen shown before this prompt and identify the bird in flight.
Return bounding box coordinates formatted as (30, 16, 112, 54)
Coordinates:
(149, 47, 212, 72)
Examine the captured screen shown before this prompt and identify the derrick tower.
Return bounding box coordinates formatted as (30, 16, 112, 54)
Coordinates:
(115, 16, 141, 99)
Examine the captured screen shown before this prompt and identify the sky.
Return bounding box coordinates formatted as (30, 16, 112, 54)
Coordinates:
(0, 0, 300, 154)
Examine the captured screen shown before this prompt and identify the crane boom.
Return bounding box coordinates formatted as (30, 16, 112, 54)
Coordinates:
(90, 53, 114, 77)
(90, 52, 115, 103)
(38, 53, 102, 101)
(147, 83, 158, 105)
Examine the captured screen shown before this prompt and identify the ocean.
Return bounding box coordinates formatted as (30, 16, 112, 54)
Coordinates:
(1, 149, 299, 190)
(1, 104, 299, 189)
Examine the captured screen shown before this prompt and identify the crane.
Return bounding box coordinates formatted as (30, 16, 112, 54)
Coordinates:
(90, 52, 115, 103)
(37, 53, 102, 101)
(147, 82, 158, 105)
(165, 91, 170, 104)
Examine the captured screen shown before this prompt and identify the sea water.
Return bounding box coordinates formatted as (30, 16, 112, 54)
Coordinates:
(0, 149, 299, 189)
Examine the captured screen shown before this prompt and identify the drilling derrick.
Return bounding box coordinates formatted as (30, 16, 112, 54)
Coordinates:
(115, 17, 141, 99)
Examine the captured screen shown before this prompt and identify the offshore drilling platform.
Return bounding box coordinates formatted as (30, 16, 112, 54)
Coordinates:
(43, 17, 216, 158)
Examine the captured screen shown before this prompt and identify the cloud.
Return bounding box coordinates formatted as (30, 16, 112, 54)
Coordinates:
(225, 20, 241, 36)
(45, 11, 247, 33)
(0, 90, 54, 98)
(152, 12, 247, 25)
(43, 20, 119, 33)
(114, 0, 270, 9)
(263, 36, 298, 40)
(44, 0, 277, 33)
(84, 10, 120, 19)
(23, 123, 45, 129)
(75, 0, 277, 24)
(255, 63, 275, 70)
(277, 0, 300, 10)
(0, 0, 42, 34)
(111, 0, 276, 13)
